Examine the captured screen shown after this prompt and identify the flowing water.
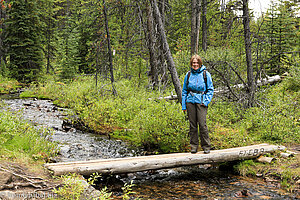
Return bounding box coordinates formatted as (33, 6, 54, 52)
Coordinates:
(1, 95, 141, 162)
(0, 95, 297, 200)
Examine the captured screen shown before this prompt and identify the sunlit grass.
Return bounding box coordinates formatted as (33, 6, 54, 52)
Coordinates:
(0, 106, 58, 163)
(0, 75, 22, 94)
(20, 75, 299, 154)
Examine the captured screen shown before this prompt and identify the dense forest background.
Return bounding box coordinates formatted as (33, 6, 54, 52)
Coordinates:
(0, 0, 298, 98)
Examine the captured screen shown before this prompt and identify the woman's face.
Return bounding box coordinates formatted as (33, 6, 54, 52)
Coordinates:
(192, 58, 200, 70)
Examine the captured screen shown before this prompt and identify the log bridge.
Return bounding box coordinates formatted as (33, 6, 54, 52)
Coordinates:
(45, 143, 285, 176)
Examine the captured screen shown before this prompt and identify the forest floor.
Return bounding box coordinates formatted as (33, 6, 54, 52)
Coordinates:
(0, 161, 61, 200)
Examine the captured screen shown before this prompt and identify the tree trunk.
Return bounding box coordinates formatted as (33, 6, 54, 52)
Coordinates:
(191, 0, 201, 55)
(103, 0, 116, 95)
(242, 0, 254, 107)
(45, 144, 286, 176)
(0, 7, 5, 68)
(146, 2, 159, 87)
(150, 0, 182, 103)
(201, 0, 207, 51)
(46, 17, 51, 74)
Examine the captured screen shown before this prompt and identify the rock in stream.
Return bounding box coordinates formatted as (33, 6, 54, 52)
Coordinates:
(1, 98, 141, 162)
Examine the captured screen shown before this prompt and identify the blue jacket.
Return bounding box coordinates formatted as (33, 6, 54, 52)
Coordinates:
(182, 65, 214, 110)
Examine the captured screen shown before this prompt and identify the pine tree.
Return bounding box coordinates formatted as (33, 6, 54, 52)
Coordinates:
(38, 0, 58, 74)
(4, 0, 43, 83)
(261, 0, 299, 75)
(55, 0, 80, 80)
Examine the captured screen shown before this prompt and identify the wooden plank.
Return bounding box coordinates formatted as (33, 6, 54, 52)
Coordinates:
(44, 143, 285, 176)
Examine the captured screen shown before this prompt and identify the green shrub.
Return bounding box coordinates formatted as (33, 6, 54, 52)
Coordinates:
(0, 75, 22, 94)
(53, 173, 86, 200)
(129, 100, 189, 153)
(0, 107, 57, 161)
(23, 73, 298, 153)
(283, 65, 300, 92)
(239, 82, 299, 144)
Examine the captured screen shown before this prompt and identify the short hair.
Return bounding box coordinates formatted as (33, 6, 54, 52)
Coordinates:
(190, 54, 203, 67)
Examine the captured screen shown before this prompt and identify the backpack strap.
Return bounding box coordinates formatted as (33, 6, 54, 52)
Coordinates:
(186, 71, 191, 87)
(186, 70, 208, 93)
(203, 70, 208, 94)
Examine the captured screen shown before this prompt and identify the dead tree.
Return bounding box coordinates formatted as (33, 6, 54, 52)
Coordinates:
(201, 0, 207, 51)
(191, 0, 201, 55)
(137, 1, 168, 89)
(150, 0, 182, 103)
(242, 0, 255, 107)
(103, 0, 116, 95)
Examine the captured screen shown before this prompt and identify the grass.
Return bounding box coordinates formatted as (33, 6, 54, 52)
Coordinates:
(20, 74, 299, 152)
(0, 101, 59, 188)
(235, 153, 299, 193)
(0, 104, 58, 163)
(0, 75, 23, 94)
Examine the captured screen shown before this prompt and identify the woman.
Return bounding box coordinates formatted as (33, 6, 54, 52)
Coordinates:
(182, 54, 214, 154)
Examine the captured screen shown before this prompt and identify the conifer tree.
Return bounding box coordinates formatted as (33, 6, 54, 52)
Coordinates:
(38, 0, 57, 74)
(261, 0, 299, 75)
(4, 0, 43, 82)
(55, 0, 80, 80)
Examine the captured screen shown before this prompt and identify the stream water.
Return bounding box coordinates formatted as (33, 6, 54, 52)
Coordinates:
(0, 95, 297, 200)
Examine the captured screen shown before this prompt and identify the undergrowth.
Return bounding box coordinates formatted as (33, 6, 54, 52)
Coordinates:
(0, 75, 22, 94)
(235, 154, 299, 193)
(20, 72, 299, 153)
(52, 172, 138, 200)
(1, 68, 299, 195)
(0, 102, 58, 163)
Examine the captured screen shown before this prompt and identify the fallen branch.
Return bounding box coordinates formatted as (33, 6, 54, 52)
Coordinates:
(0, 182, 43, 190)
(149, 74, 281, 101)
(0, 165, 56, 192)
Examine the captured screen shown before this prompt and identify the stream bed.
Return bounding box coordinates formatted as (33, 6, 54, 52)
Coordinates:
(1, 95, 297, 200)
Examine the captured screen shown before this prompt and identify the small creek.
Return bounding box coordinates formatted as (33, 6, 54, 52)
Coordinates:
(0, 95, 296, 200)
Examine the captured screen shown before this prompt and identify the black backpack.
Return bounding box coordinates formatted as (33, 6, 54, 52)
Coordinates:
(186, 70, 208, 94)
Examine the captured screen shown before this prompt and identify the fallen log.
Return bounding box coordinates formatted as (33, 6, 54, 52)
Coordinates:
(45, 143, 285, 176)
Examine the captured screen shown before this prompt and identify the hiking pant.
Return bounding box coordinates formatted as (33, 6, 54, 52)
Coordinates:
(186, 103, 211, 150)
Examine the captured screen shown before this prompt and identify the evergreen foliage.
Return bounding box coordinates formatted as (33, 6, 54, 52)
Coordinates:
(4, 0, 43, 83)
(261, 0, 299, 75)
(55, 0, 80, 80)
(38, 0, 58, 74)
(1, 0, 298, 84)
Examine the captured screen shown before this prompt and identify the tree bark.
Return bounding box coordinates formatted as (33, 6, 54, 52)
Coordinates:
(146, 2, 159, 87)
(191, 0, 201, 55)
(45, 144, 286, 176)
(201, 0, 207, 51)
(103, 0, 116, 95)
(242, 0, 255, 107)
(150, 0, 182, 103)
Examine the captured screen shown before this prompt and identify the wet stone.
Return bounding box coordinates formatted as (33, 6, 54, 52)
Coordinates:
(2, 98, 142, 162)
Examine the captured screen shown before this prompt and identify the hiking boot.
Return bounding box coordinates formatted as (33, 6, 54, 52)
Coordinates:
(204, 149, 210, 154)
(191, 145, 198, 154)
